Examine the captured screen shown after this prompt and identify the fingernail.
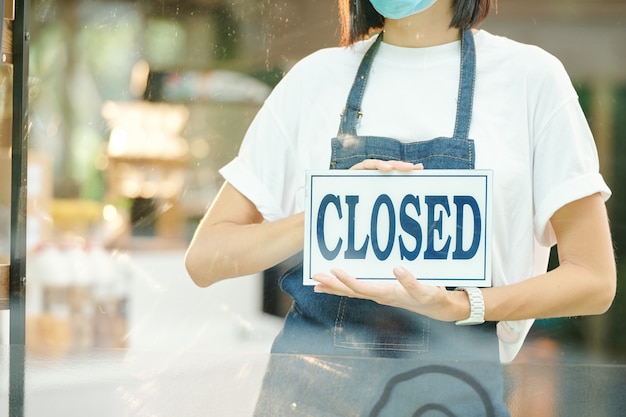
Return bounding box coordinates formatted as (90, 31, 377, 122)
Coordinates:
(312, 274, 326, 283)
(393, 266, 406, 276)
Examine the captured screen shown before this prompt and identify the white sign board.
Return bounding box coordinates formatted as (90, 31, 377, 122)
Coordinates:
(303, 170, 492, 287)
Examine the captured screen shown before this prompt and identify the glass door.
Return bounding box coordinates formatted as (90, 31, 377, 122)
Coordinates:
(1, 1, 30, 416)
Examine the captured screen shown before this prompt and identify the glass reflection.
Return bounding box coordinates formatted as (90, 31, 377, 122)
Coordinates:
(0, 0, 625, 416)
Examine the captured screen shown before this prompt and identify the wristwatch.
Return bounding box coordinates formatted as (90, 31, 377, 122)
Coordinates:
(455, 287, 485, 325)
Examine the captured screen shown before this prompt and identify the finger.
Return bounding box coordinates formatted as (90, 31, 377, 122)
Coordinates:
(327, 268, 367, 294)
(350, 159, 394, 171)
(330, 268, 396, 300)
(394, 266, 445, 305)
(312, 272, 357, 296)
(390, 161, 424, 172)
(350, 159, 423, 172)
(393, 266, 421, 292)
(317, 268, 384, 301)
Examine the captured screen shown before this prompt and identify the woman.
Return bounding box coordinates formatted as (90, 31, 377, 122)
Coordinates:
(185, 0, 616, 415)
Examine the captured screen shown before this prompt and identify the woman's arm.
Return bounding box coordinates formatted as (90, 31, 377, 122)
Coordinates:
(313, 192, 616, 322)
(185, 182, 304, 287)
(185, 160, 422, 288)
(484, 192, 616, 320)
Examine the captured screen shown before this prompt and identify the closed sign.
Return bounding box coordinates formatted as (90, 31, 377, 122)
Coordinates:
(303, 170, 492, 287)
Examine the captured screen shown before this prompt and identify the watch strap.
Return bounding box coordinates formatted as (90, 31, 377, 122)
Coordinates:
(455, 287, 485, 326)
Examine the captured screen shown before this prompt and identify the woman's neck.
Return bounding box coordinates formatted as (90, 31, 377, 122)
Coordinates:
(381, 0, 460, 48)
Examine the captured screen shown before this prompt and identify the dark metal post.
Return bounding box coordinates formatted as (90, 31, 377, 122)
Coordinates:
(9, 1, 30, 416)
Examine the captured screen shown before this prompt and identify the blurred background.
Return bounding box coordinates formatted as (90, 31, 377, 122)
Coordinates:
(0, 0, 625, 416)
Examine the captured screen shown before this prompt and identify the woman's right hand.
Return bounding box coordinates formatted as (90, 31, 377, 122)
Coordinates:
(349, 158, 424, 172)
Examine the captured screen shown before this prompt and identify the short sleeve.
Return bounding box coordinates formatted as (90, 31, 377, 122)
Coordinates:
(219, 69, 305, 222)
(531, 61, 611, 246)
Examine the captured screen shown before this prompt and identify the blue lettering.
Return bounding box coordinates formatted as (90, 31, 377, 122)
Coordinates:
(424, 196, 451, 260)
(399, 195, 422, 261)
(315, 192, 483, 264)
(371, 194, 395, 260)
(316, 194, 342, 260)
(452, 196, 481, 260)
(344, 195, 369, 259)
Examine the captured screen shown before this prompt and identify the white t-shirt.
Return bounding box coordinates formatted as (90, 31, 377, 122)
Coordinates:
(220, 29, 611, 362)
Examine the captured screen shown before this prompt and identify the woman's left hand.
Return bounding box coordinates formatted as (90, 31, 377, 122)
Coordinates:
(312, 266, 469, 322)
(349, 158, 424, 172)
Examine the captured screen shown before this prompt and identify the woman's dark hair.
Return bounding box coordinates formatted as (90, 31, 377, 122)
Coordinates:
(338, 0, 492, 46)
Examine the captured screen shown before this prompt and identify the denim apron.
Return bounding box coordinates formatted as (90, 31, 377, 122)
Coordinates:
(255, 29, 511, 417)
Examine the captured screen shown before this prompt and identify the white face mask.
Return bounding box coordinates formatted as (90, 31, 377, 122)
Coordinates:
(369, 0, 438, 19)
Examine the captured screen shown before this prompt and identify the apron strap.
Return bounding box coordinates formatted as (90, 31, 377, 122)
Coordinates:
(338, 33, 383, 136)
(337, 28, 476, 140)
(453, 28, 475, 140)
